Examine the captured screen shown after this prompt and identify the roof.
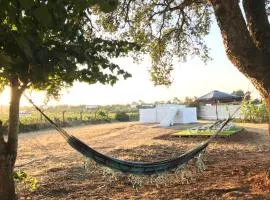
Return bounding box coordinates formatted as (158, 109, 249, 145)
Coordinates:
(197, 90, 242, 103)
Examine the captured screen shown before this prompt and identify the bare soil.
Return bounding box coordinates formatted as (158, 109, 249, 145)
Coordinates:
(16, 121, 270, 199)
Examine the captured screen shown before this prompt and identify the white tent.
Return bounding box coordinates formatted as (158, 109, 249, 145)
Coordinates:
(139, 104, 197, 126)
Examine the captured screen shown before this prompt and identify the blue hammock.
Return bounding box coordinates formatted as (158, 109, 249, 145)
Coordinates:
(25, 96, 231, 175)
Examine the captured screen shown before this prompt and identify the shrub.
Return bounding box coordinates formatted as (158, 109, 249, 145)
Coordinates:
(96, 110, 107, 119)
(240, 100, 268, 123)
(128, 112, 139, 121)
(13, 170, 38, 192)
(115, 112, 130, 122)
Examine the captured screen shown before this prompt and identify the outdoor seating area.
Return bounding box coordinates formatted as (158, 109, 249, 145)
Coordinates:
(172, 120, 243, 137)
(197, 90, 242, 120)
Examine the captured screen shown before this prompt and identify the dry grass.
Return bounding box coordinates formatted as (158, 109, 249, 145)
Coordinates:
(15, 121, 270, 199)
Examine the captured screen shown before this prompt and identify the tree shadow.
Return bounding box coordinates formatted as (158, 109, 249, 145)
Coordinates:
(27, 142, 270, 199)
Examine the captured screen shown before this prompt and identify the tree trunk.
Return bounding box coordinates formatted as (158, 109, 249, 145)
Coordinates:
(0, 154, 17, 200)
(0, 79, 23, 200)
(265, 95, 270, 138)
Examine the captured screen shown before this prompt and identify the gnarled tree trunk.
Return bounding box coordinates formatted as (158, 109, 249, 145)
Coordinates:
(0, 78, 23, 200)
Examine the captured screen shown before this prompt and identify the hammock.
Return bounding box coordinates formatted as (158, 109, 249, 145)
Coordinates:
(25, 95, 232, 175)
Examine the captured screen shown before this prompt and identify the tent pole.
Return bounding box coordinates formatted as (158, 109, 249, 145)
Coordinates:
(215, 101, 218, 120)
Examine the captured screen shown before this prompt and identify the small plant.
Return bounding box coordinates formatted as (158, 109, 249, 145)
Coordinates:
(115, 112, 130, 122)
(127, 175, 145, 191)
(13, 170, 38, 193)
(96, 110, 110, 121)
(195, 152, 207, 173)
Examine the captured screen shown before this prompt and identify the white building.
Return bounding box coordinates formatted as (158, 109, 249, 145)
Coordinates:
(139, 104, 197, 127)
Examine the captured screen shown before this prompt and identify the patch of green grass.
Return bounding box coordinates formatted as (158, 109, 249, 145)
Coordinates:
(172, 127, 243, 137)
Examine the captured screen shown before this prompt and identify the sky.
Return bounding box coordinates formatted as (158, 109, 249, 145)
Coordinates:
(0, 21, 260, 106)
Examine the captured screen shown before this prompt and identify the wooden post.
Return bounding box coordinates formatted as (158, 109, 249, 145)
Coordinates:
(215, 101, 218, 120)
(62, 111, 66, 123)
(80, 111, 83, 121)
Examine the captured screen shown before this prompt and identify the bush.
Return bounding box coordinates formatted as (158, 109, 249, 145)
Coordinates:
(115, 112, 130, 122)
(128, 112, 139, 121)
(240, 100, 268, 123)
(13, 170, 38, 192)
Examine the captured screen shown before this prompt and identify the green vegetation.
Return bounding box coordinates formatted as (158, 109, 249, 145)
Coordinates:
(231, 89, 245, 97)
(115, 111, 130, 122)
(0, 104, 139, 133)
(172, 127, 243, 137)
(240, 100, 269, 123)
(13, 171, 38, 192)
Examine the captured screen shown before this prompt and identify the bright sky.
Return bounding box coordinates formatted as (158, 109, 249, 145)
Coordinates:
(0, 21, 259, 106)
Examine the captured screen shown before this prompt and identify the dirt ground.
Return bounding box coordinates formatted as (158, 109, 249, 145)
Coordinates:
(16, 121, 270, 200)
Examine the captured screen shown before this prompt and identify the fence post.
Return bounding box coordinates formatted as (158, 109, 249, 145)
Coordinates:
(80, 111, 83, 121)
(62, 111, 66, 123)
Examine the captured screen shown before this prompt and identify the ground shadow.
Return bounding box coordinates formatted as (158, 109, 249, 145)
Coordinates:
(24, 141, 270, 199)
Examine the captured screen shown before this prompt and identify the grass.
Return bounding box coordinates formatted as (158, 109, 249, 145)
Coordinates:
(172, 126, 243, 137)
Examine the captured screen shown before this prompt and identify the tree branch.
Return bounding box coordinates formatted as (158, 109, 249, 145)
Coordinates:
(242, 0, 270, 53)
(169, 0, 203, 11)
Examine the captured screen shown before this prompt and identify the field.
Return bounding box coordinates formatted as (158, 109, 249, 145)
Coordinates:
(0, 107, 139, 133)
(16, 121, 270, 199)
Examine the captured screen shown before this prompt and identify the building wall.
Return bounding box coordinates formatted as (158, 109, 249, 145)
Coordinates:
(198, 104, 241, 120)
(139, 104, 197, 124)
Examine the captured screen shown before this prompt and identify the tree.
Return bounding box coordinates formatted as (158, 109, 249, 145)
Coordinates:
(231, 89, 245, 97)
(0, 1, 138, 199)
(172, 97, 183, 104)
(94, 0, 270, 136)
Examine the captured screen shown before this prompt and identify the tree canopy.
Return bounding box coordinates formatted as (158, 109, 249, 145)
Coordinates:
(231, 89, 245, 97)
(0, 0, 139, 97)
(93, 0, 270, 101)
(94, 0, 212, 85)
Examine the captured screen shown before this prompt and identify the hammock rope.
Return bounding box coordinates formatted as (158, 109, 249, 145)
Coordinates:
(24, 94, 234, 175)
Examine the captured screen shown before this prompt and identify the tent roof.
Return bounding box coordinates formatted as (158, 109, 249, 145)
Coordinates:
(197, 90, 242, 103)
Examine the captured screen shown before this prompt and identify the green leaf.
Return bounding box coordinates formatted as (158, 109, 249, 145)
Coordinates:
(33, 5, 52, 27)
(0, 52, 16, 66)
(20, 0, 35, 10)
(15, 36, 34, 62)
(98, 0, 119, 13)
